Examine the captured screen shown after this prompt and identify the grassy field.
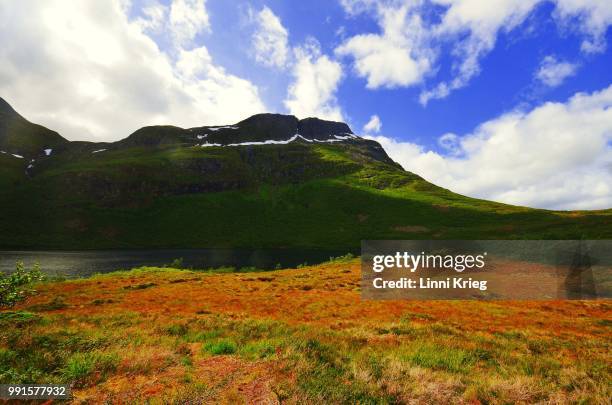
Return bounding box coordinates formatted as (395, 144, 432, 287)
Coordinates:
(1, 258, 610, 403)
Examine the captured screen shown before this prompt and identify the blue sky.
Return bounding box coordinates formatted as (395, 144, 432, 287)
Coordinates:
(0, 0, 611, 209)
(144, 0, 612, 151)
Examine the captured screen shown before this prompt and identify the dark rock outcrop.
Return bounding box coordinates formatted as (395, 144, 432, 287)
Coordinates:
(297, 117, 352, 140)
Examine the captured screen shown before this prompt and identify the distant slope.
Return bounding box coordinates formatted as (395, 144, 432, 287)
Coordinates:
(0, 97, 68, 158)
(0, 98, 610, 249)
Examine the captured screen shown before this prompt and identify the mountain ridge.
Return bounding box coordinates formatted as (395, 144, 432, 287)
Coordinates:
(0, 96, 368, 157)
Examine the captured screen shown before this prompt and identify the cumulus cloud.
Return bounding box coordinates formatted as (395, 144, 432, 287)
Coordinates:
(284, 39, 344, 121)
(338, 0, 612, 104)
(335, 5, 431, 89)
(535, 55, 578, 87)
(363, 114, 382, 133)
(250, 6, 290, 69)
(0, 0, 265, 141)
(367, 85, 612, 210)
(247, 7, 343, 120)
(437, 133, 461, 155)
(134, 2, 168, 33)
(169, 0, 210, 46)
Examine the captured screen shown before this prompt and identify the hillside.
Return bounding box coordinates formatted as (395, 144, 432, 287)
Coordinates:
(0, 98, 68, 158)
(0, 97, 610, 249)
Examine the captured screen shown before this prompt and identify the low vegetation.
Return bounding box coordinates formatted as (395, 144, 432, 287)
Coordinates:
(0, 260, 610, 403)
(0, 261, 44, 308)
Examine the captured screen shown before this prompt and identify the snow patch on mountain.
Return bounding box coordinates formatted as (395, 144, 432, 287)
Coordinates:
(208, 126, 239, 132)
(198, 133, 354, 148)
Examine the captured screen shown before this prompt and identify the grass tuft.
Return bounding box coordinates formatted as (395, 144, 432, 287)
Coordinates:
(203, 340, 237, 355)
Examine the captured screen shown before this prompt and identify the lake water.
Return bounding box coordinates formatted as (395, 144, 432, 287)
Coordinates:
(0, 249, 357, 278)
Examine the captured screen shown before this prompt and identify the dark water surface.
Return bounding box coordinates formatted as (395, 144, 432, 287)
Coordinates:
(0, 249, 356, 277)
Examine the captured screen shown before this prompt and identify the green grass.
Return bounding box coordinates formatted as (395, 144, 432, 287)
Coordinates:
(0, 140, 610, 249)
(406, 343, 475, 373)
(203, 340, 237, 355)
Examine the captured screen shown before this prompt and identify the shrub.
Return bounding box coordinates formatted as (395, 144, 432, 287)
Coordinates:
(328, 253, 355, 262)
(0, 262, 45, 308)
(170, 258, 184, 268)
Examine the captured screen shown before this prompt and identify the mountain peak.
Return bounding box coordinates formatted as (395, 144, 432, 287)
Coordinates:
(0, 97, 20, 118)
(298, 117, 352, 138)
(0, 96, 68, 157)
(191, 113, 354, 146)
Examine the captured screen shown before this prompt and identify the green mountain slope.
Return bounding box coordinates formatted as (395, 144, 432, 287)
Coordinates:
(0, 98, 68, 157)
(0, 97, 610, 249)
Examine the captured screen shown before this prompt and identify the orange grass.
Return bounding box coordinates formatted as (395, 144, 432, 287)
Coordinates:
(2, 259, 611, 404)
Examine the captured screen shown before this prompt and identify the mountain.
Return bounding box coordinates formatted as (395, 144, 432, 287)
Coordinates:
(0, 97, 610, 249)
(0, 98, 68, 158)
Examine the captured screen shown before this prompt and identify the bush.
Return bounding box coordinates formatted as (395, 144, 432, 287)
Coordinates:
(170, 258, 184, 268)
(0, 262, 45, 308)
(328, 253, 355, 262)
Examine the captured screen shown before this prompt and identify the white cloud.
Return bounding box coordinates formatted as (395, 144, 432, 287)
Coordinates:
(251, 6, 290, 69)
(437, 132, 460, 155)
(0, 0, 265, 141)
(338, 0, 612, 104)
(284, 39, 344, 121)
(169, 0, 210, 46)
(363, 114, 382, 133)
(368, 85, 612, 210)
(248, 8, 344, 119)
(134, 2, 168, 33)
(419, 0, 541, 105)
(554, 0, 612, 53)
(535, 55, 578, 87)
(335, 5, 432, 89)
